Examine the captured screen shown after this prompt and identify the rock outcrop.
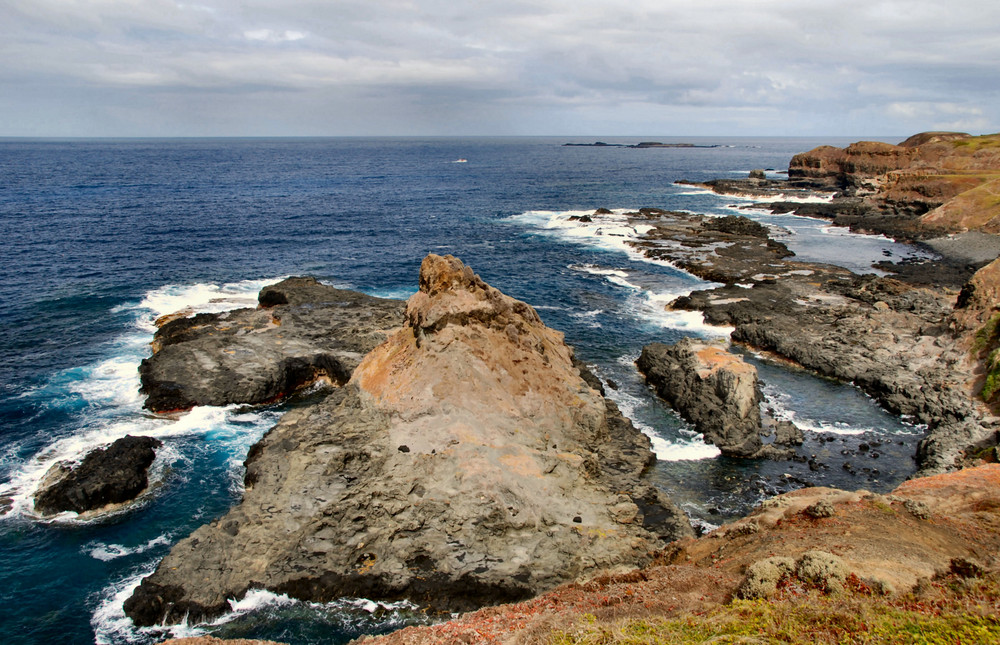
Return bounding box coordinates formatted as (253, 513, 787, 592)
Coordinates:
(620, 208, 999, 475)
(637, 339, 792, 458)
(139, 277, 405, 412)
(33, 435, 162, 516)
(124, 255, 692, 627)
(357, 463, 1000, 645)
(785, 132, 1000, 240)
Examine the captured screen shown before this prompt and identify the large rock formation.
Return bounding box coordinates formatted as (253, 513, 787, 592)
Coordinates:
(124, 255, 691, 627)
(786, 132, 1000, 239)
(139, 277, 405, 412)
(33, 435, 162, 516)
(638, 339, 763, 458)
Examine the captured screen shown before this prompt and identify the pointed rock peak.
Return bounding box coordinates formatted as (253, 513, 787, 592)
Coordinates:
(407, 254, 541, 335)
(418, 254, 482, 296)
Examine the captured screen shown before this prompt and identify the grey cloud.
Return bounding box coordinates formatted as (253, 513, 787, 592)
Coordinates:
(0, 0, 997, 135)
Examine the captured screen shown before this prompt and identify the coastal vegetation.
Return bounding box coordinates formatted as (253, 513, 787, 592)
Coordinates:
(550, 572, 1000, 645)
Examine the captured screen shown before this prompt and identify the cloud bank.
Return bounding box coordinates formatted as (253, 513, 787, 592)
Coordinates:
(1, 0, 998, 136)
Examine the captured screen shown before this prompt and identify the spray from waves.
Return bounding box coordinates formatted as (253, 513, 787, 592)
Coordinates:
(759, 378, 926, 438)
(86, 535, 175, 562)
(92, 574, 430, 645)
(567, 263, 733, 339)
(672, 182, 836, 204)
(511, 210, 662, 266)
(0, 277, 284, 521)
(607, 377, 721, 462)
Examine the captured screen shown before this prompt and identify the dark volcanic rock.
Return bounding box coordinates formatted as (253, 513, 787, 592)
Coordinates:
(125, 255, 692, 627)
(33, 435, 162, 516)
(139, 277, 406, 412)
(621, 207, 997, 475)
(638, 339, 787, 458)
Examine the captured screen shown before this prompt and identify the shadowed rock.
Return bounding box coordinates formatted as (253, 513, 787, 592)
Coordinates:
(33, 435, 162, 516)
(638, 339, 794, 459)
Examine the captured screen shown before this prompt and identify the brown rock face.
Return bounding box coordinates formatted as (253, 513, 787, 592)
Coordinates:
(124, 255, 691, 627)
(788, 132, 1000, 238)
(638, 339, 764, 457)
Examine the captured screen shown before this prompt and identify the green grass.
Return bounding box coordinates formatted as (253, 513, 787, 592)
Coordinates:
(974, 314, 1000, 403)
(550, 575, 1000, 645)
(952, 134, 1000, 152)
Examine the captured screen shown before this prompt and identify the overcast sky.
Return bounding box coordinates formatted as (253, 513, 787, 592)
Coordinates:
(2, 0, 998, 137)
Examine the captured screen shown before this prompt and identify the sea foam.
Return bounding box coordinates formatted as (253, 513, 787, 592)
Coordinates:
(0, 278, 283, 521)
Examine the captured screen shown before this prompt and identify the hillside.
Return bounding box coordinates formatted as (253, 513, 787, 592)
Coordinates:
(788, 132, 1000, 238)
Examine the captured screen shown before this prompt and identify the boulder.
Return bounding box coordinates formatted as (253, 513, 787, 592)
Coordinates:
(124, 255, 692, 627)
(33, 435, 162, 516)
(637, 339, 769, 458)
(139, 277, 406, 412)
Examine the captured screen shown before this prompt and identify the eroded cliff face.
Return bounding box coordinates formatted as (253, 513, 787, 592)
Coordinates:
(788, 132, 1000, 238)
(125, 255, 691, 627)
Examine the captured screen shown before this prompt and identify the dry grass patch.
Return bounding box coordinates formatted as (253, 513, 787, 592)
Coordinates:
(550, 572, 1000, 645)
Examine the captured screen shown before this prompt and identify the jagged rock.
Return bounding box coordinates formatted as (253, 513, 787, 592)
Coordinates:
(637, 339, 767, 458)
(139, 277, 405, 412)
(124, 255, 692, 627)
(33, 435, 162, 516)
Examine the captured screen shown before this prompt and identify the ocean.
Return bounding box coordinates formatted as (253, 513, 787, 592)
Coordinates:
(0, 136, 931, 644)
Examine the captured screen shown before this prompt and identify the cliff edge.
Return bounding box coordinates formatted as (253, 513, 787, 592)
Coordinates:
(787, 131, 1000, 239)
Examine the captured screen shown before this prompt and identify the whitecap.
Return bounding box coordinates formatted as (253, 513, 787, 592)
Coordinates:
(606, 381, 720, 462)
(86, 535, 173, 562)
(1, 278, 287, 522)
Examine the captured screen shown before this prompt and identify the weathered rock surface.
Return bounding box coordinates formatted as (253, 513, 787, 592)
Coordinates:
(621, 208, 998, 475)
(637, 339, 793, 459)
(358, 464, 1000, 645)
(124, 255, 692, 627)
(33, 435, 162, 516)
(139, 277, 405, 412)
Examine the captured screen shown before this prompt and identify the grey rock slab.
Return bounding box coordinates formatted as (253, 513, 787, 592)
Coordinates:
(139, 277, 406, 412)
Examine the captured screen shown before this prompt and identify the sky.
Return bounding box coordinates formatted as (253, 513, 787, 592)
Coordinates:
(2, 0, 999, 137)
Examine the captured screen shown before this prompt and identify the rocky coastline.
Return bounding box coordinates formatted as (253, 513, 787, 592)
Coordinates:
(611, 205, 999, 475)
(647, 132, 1000, 474)
(140, 133, 1000, 644)
(126, 255, 691, 627)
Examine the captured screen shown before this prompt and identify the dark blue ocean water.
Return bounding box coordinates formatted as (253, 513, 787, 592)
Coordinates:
(0, 137, 929, 644)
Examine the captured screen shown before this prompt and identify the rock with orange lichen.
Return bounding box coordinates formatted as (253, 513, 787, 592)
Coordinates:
(637, 338, 796, 458)
(125, 255, 692, 628)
